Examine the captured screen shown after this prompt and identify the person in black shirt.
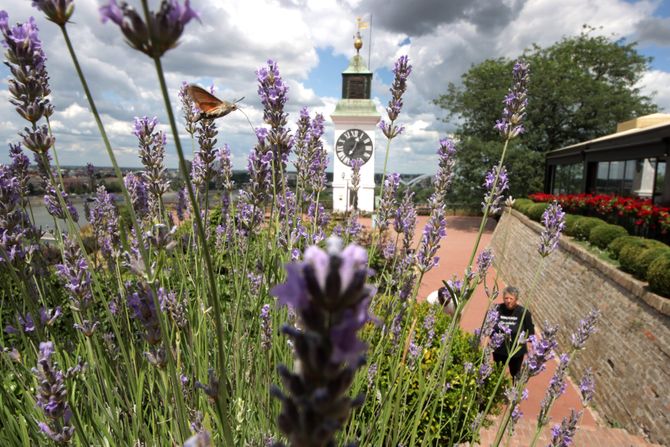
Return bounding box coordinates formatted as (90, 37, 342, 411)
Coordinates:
(492, 286, 535, 380)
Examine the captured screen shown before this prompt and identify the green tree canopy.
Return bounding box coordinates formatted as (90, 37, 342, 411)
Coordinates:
(434, 27, 659, 204)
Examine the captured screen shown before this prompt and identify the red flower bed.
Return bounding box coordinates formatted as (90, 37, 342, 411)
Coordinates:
(528, 192, 670, 239)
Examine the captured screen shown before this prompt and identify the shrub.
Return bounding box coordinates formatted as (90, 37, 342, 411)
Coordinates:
(572, 217, 607, 241)
(526, 203, 548, 222)
(512, 198, 533, 213)
(563, 214, 581, 237)
(588, 224, 629, 249)
(619, 239, 667, 275)
(631, 247, 670, 281)
(359, 296, 508, 445)
(608, 235, 648, 259)
(648, 253, 670, 297)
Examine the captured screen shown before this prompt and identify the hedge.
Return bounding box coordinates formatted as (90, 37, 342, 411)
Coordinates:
(631, 247, 670, 281)
(563, 214, 580, 237)
(588, 224, 629, 250)
(513, 198, 534, 214)
(526, 203, 549, 222)
(648, 253, 670, 297)
(572, 217, 607, 241)
(608, 236, 649, 260)
(618, 239, 668, 275)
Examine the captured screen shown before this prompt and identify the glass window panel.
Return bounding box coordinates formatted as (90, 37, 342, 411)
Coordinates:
(596, 162, 609, 191)
(655, 160, 666, 196)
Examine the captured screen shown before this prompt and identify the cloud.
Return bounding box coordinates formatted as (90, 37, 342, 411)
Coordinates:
(634, 16, 670, 45)
(638, 70, 670, 112)
(0, 0, 668, 175)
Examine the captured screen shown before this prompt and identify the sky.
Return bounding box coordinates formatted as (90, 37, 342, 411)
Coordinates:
(1, 0, 670, 175)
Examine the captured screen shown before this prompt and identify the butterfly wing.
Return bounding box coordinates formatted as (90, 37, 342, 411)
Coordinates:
(187, 84, 223, 114)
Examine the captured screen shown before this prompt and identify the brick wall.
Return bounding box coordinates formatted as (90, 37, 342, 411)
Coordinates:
(491, 209, 670, 445)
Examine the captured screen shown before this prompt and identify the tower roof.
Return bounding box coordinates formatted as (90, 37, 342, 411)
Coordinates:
(342, 54, 373, 75)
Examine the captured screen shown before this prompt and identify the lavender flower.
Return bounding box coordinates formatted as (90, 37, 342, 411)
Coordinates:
(175, 187, 187, 222)
(89, 186, 120, 259)
(376, 172, 400, 232)
(124, 172, 149, 219)
(32, 342, 75, 443)
(179, 81, 198, 136)
(100, 0, 200, 58)
(395, 190, 417, 251)
(477, 360, 493, 385)
(524, 322, 559, 377)
(44, 180, 79, 222)
(538, 353, 571, 426)
(127, 282, 162, 345)
(570, 308, 599, 350)
(1, 13, 54, 127)
(260, 304, 272, 350)
(55, 235, 92, 310)
(431, 137, 457, 204)
(215, 144, 234, 191)
(134, 116, 170, 218)
(0, 165, 41, 269)
(158, 287, 186, 328)
(579, 369, 595, 406)
(379, 55, 411, 139)
(21, 124, 55, 154)
(548, 409, 582, 447)
(9, 143, 30, 197)
(193, 102, 219, 189)
(293, 108, 312, 192)
(270, 238, 375, 446)
(494, 59, 530, 139)
(423, 308, 436, 348)
(416, 206, 447, 274)
(482, 165, 509, 215)
(476, 248, 494, 279)
(256, 60, 292, 176)
(307, 114, 328, 195)
(32, 0, 75, 26)
(539, 201, 566, 257)
(73, 320, 99, 337)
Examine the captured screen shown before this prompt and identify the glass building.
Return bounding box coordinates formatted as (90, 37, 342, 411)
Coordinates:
(545, 114, 670, 206)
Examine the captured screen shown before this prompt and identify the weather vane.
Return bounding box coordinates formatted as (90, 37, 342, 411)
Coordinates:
(354, 16, 368, 55)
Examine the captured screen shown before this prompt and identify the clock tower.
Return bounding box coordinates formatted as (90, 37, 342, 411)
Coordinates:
(331, 30, 380, 213)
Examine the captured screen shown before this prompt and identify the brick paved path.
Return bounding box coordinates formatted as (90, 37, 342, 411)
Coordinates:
(409, 215, 661, 447)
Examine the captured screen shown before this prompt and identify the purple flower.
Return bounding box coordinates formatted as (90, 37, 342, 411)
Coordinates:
(32, 342, 75, 443)
(525, 322, 559, 377)
(9, 143, 30, 197)
(134, 116, 170, 219)
(416, 206, 447, 274)
(482, 165, 509, 215)
(158, 287, 186, 328)
(126, 172, 150, 218)
(175, 187, 187, 222)
(21, 124, 55, 154)
(538, 201, 566, 257)
(1, 14, 54, 127)
(127, 282, 162, 345)
(100, 0, 200, 58)
(476, 248, 494, 278)
(377, 172, 400, 232)
(73, 320, 99, 337)
(215, 144, 234, 191)
(570, 308, 599, 350)
(380, 55, 411, 139)
(477, 360, 493, 385)
(538, 353, 571, 425)
(579, 369, 595, 406)
(32, 0, 75, 26)
(256, 60, 292, 176)
(44, 180, 79, 222)
(270, 238, 375, 445)
(179, 81, 198, 136)
(548, 409, 582, 447)
(260, 304, 272, 350)
(394, 190, 417, 250)
(431, 137, 457, 204)
(55, 234, 92, 311)
(89, 186, 120, 259)
(494, 59, 530, 139)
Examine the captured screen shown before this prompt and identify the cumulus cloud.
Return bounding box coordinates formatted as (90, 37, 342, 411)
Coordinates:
(0, 0, 667, 174)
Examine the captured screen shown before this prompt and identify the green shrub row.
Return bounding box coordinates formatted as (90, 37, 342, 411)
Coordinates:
(514, 201, 670, 297)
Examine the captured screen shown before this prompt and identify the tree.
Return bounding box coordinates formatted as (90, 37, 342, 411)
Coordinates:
(435, 27, 659, 203)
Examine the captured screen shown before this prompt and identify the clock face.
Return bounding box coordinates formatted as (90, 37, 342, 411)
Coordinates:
(335, 128, 373, 167)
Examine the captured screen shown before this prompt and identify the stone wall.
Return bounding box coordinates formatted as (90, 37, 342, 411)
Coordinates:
(490, 209, 670, 445)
